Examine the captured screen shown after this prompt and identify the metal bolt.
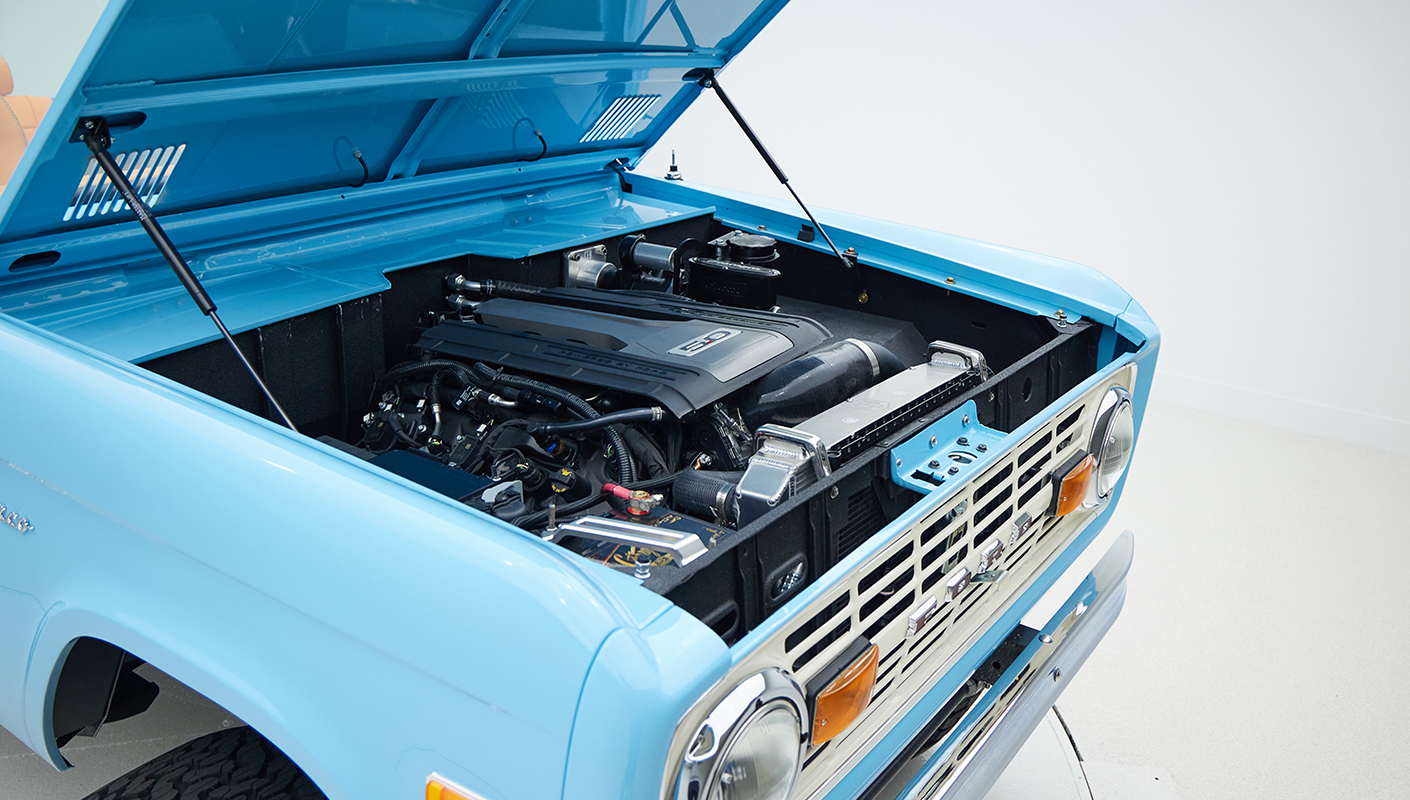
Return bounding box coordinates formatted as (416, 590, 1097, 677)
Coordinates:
(962, 414, 971, 425)
(945, 277, 956, 285)
(929, 435, 938, 447)
(1055, 309, 1067, 320)
(570, 252, 580, 261)
(635, 552, 652, 580)
(844, 247, 858, 256)
(1051, 667, 1062, 682)
(1040, 634, 1053, 644)
(758, 224, 767, 231)
(957, 436, 969, 446)
(896, 457, 903, 468)
(929, 460, 942, 469)
(976, 444, 988, 452)
(829, 486, 839, 499)
(948, 466, 960, 475)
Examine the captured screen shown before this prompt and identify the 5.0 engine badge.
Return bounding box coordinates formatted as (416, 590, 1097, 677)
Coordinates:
(668, 327, 742, 357)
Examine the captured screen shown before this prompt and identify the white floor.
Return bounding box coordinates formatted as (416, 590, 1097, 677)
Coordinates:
(1059, 400, 1410, 800)
(2, 400, 1406, 799)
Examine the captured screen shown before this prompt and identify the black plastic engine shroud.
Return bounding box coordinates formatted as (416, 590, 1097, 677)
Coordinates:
(414, 288, 831, 416)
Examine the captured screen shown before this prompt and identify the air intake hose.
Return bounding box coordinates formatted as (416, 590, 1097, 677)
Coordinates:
(737, 339, 905, 430)
(673, 470, 745, 524)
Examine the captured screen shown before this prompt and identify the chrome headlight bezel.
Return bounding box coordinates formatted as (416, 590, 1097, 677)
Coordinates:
(1086, 385, 1134, 504)
(677, 669, 809, 800)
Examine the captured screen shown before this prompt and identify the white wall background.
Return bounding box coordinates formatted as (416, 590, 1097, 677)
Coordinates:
(4, 0, 1408, 454)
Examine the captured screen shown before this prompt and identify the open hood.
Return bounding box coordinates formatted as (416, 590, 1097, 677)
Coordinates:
(0, 0, 788, 248)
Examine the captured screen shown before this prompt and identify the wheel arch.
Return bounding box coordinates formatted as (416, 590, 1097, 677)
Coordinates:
(29, 608, 346, 800)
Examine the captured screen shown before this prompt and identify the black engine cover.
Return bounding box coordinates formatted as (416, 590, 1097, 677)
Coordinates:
(415, 288, 830, 416)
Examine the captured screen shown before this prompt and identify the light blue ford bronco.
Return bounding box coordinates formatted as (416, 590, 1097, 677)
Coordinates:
(0, 2, 1158, 800)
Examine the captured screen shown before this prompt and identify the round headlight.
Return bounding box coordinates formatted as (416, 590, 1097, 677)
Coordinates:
(680, 670, 807, 800)
(1088, 386, 1135, 502)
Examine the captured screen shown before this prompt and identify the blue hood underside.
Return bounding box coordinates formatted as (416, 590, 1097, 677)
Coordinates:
(0, 0, 788, 247)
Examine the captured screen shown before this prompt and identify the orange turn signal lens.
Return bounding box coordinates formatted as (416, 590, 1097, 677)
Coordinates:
(811, 643, 880, 745)
(428, 774, 479, 800)
(1052, 453, 1095, 517)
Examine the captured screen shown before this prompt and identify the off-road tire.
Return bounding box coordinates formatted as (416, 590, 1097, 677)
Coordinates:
(80, 727, 327, 800)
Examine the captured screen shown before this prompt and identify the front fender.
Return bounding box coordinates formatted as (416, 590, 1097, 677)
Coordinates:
(562, 606, 732, 800)
(0, 313, 676, 800)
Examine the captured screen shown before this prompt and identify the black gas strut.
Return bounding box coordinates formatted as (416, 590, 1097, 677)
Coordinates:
(699, 70, 870, 304)
(75, 117, 298, 431)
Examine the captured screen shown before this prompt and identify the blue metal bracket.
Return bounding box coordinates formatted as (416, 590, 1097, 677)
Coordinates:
(890, 400, 1007, 495)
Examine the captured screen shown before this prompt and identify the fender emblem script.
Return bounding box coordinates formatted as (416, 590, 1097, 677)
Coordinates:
(0, 502, 34, 533)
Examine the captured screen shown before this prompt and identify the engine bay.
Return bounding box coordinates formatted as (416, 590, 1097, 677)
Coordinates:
(344, 228, 978, 551)
(144, 216, 1107, 642)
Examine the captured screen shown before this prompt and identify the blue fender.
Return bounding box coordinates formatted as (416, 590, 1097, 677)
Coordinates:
(561, 607, 732, 800)
(0, 313, 679, 800)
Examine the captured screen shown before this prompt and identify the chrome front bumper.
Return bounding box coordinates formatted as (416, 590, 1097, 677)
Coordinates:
(881, 530, 1134, 800)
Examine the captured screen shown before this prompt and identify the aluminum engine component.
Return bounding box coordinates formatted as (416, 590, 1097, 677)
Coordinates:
(563, 244, 616, 289)
(734, 425, 831, 526)
(733, 341, 988, 527)
(796, 341, 988, 463)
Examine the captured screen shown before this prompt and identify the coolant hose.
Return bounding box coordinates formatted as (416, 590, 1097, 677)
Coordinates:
(738, 339, 905, 429)
(472, 362, 637, 483)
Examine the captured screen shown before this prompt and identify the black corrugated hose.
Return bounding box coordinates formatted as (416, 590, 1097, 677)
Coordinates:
(471, 362, 636, 483)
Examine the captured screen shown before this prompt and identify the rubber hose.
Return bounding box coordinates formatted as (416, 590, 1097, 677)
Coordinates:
(673, 471, 744, 523)
(472, 362, 636, 483)
(511, 467, 696, 530)
(427, 372, 444, 437)
(475, 279, 546, 301)
(512, 491, 603, 530)
(526, 407, 662, 435)
(373, 359, 484, 399)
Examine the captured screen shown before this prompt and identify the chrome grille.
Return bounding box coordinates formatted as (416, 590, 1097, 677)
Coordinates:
(663, 363, 1137, 800)
(781, 366, 1136, 799)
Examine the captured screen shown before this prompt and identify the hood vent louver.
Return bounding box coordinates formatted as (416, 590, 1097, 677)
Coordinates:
(579, 95, 660, 143)
(64, 144, 185, 221)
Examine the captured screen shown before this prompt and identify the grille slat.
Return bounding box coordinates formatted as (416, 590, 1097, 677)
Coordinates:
(792, 618, 853, 673)
(785, 593, 849, 653)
